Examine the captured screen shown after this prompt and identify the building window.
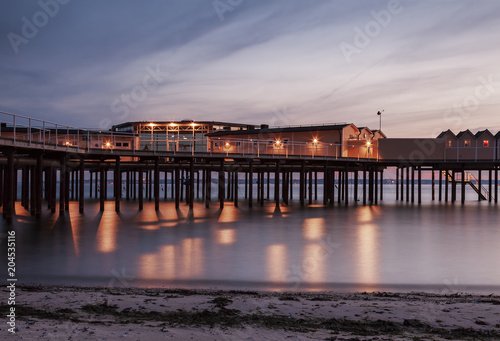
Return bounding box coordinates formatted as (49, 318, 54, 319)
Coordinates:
(123, 142, 129, 147)
(483, 140, 489, 147)
(214, 142, 219, 147)
(363, 133, 366, 138)
(116, 142, 122, 147)
(446, 140, 452, 147)
(464, 140, 471, 147)
(283, 139, 288, 144)
(235, 142, 241, 146)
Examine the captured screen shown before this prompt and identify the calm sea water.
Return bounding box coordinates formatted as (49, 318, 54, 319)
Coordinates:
(1, 184, 500, 294)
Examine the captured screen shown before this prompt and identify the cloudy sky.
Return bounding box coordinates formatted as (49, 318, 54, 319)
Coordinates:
(1, 0, 500, 137)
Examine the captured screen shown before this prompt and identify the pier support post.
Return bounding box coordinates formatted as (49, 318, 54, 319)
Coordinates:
(368, 168, 374, 204)
(3, 149, 14, 223)
(308, 170, 313, 206)
(21, 166, 28, 209)
(234, 170, 238, 207)
(267, 171, 270, 200)
(89, 171, 93, 199)
(50, 167, 56, 213)
(249, 161, 253, 208)
(406, 167, 410, 203)
(417, 166, 421, 205)
(174, 167, 179, 209)
(30, 166, 36, 215)
(329, 169, 335, 206)
(380, 170, 383, 201)
(323, 164, 328, 205)
(126, 171, 130, 201)
(260, 170, 264, 206)
(431, 170, 435, 201)
(139, 167, 144, 211)
(411, 167, 415, 204)
(461, 169, 465, 205)
(244, 172, 248, 199)
(363, 168, 367, 205)
(354, 170, 358, 203)
(489, 169, 492, 202)
(374, 169, 378, 205)
(275, 162, 280, 208)
(115, 158, 121, 212)
(478, 170, 482, 201)
(100, 168, 105, 212)
(197, 170, 200, 199)
(219, 160, 225, 209)
(345, 166, 349, 206)
(438, 169, 442, 201)
(451, 170, 456, 203)
(445, 170, 449, 202)
(60, 158, 66, 215)
(495, 167, 498, 204)
(79, 158, 84, 214)
(189, 159, 194, 209)
(395, 167, 399, 201)
(155, 158, 160, 211)
(300, 162, 305, 207)
(337, 171, 342, 205)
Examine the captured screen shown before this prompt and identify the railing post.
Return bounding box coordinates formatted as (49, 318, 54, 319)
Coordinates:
(13, 115, 16, 142)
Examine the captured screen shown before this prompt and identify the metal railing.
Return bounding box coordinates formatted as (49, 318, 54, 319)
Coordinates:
(0, 111, 380, 160)
(444, 146, 497, 161)
(0, 111, 138, 152)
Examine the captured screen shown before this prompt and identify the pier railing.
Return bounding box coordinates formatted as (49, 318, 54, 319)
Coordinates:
(0, 111, 380, 160)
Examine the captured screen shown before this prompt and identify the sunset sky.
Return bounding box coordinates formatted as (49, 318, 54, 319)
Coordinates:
(1, 0, 500, 137)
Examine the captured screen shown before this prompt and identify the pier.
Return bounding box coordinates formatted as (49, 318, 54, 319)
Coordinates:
(1, 112, 499, 224)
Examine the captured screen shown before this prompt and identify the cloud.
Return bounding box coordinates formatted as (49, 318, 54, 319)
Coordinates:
(1, 0, 500, 136)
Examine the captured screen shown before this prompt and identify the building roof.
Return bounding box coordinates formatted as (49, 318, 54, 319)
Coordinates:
(474, 129, 494, 139)
(112, 120, 257, 130)
(206, 123, 354, 137)
(372, 129, 386, 138)
(456, 129, 475, 139)
(437, 129, 456, 139)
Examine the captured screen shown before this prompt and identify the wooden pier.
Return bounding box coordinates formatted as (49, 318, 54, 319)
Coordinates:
(1, 113, 499, 224)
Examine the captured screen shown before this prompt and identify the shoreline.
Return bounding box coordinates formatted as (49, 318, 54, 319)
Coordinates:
(2, 285, 500, 340)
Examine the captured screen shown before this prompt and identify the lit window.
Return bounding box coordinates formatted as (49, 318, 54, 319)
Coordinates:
(464, 140, 470, 147)
(483, 140, 489, 147)
(446, 140, 452, 147)
(363, 133, 366, 138)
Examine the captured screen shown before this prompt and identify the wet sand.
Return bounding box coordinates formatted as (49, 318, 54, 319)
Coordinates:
(1, 286, 500, 340)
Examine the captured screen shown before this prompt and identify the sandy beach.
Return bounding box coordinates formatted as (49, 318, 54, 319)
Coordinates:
(1, 286, 499, 340)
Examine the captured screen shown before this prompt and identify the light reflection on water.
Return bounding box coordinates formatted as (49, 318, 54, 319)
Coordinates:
(1, 185, 500, 293)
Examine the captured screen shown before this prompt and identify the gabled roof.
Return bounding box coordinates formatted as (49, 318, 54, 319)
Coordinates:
(474, 129, 495, 139)
(495, 131, 500, 139)
(207, 123, 354, 137)
(437, 129, 456, 139)
(372, 129, 387, 138)
(456, 129, 475, 139)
